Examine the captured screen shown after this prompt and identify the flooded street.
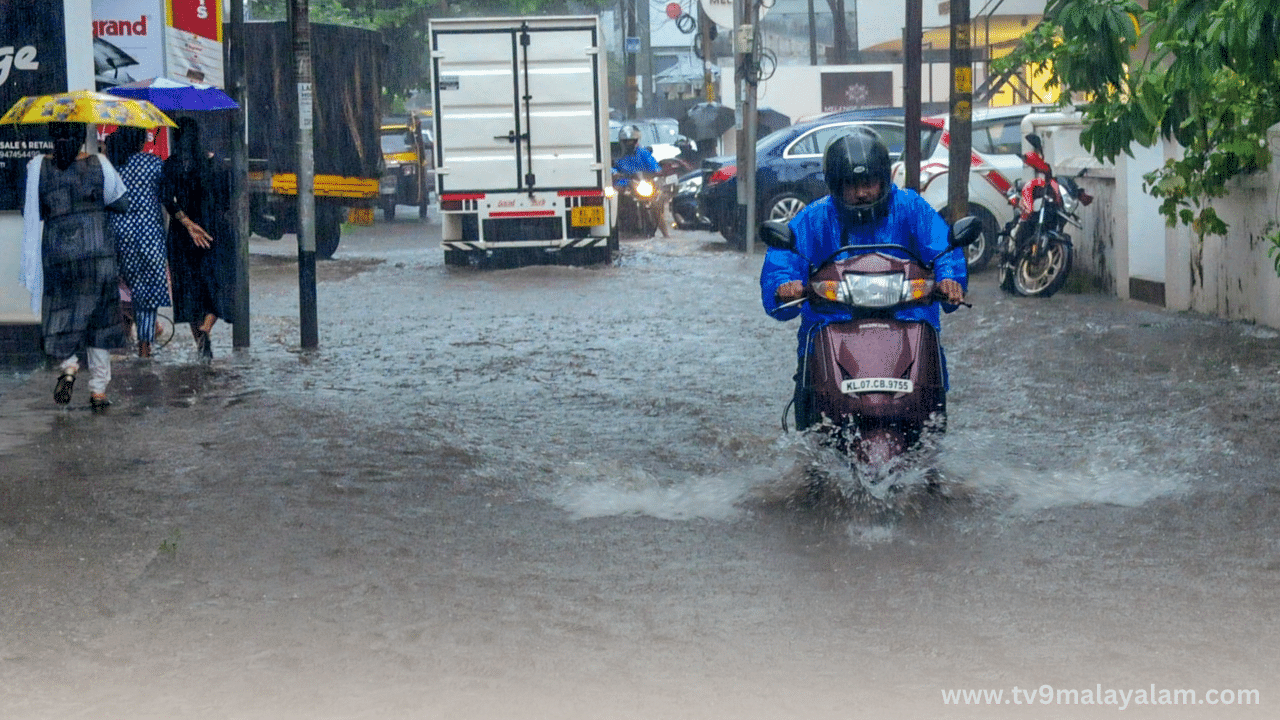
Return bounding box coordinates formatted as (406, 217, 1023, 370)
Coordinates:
(2, 217, 1279, 719)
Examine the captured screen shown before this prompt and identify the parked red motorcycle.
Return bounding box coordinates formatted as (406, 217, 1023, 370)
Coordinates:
(998, 133, 1093, 298)
(760, 216, 981, 477)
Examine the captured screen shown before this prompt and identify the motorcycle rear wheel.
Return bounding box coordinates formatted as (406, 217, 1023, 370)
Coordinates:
(1011, 239, 1072, 297)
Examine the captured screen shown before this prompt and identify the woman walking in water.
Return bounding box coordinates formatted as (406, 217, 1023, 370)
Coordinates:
(105, 126, 170, 359)
(160, 117, 235, 360)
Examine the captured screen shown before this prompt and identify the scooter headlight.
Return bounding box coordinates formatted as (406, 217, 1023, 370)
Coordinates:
(634, 179, 656, 198)
(834, 273, 933, 307)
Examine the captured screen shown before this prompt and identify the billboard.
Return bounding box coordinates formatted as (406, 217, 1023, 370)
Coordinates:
(0, 0, 69, 211)
(166, 0, 222, 86)
(92, 0, 165, 89)
(820, 71, 894, 113)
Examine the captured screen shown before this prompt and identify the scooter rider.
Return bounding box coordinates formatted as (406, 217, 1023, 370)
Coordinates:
(759, 127, 967, 429)
(612, 124, 670, 237)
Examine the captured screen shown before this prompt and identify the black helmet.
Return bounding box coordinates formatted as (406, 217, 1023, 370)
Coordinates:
(823, 126, 892, 225)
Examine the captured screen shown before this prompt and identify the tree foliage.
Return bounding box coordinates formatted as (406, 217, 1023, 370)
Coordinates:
(245, 0, 615, 99)
(994, 0, 1280, 260)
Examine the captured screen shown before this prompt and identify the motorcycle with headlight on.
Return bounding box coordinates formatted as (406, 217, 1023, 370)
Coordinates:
(607, 171, 659, 238)
(761, 216, 981, 476)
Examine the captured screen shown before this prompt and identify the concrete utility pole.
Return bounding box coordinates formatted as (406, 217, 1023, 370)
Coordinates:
(699, 5, 715, 103)
(625, 0, 638, 119)
(738, 10, 759, 255)
(288, 0, 318, 350)
(228, 0, 250, 349)
(733, 0, 760, 253)
(947, 0, 973, 225)
(902, 0, 922, 191)
(638, 0, 652, 115)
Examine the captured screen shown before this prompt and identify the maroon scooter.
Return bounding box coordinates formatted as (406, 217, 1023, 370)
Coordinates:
(761, 216, 981, 471)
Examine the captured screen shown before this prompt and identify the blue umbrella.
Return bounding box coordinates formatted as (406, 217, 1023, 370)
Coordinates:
(105, 76, 238, 112)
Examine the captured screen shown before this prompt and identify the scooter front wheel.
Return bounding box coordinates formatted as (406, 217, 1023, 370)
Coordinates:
(1011, 239, 1072, 298)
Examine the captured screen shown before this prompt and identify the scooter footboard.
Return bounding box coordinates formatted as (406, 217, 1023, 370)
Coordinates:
(807, 319, 945, 426)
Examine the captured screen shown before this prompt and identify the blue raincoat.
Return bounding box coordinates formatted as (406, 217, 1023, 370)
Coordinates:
(759, 185, 968, 384)
(612, 147, 659, 185)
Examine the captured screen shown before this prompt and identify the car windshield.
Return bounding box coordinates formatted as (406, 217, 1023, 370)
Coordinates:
(381, 130, 412, 154)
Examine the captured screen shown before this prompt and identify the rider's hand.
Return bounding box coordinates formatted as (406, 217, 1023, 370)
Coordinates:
(938, 279, 964, 305)
(776, 280, 804, 301)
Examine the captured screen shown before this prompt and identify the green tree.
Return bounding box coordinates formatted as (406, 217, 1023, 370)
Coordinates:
(995, 0, 1280, 273)
(246, 0, 616, 102)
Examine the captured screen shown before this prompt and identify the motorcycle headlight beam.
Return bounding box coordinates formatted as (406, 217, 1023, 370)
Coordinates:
(634, 179, 656, 198)
(837, 272, 911, 307)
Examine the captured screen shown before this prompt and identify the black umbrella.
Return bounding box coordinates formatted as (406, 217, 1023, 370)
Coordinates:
(93, 37, 139, 88)
(757, 107, 791, 135)
(682, 102, 735, 141)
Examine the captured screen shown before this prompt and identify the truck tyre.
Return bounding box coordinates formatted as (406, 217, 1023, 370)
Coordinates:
(383, 200, 396, 222)
(316, 205, 343, 259)
(444, 249, 469, 267)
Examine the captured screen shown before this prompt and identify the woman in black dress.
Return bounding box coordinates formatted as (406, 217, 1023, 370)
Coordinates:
(161, 117, 235, 359)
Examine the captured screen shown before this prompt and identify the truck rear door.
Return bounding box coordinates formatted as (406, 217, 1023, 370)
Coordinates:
(432, 22, 603, 194)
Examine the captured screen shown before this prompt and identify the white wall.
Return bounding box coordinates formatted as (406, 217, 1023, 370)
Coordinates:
(1034, 115, 1280, 330)
(718, 60, 961, 143)
(1162, 124, 1280, 329)
(0, 0, 94, 324)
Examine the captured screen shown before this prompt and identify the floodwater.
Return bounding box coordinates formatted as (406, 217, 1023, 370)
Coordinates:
(2, 219, 1279, 719)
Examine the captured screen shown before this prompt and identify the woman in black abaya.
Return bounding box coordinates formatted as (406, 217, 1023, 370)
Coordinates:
(161, 117, 235, 359)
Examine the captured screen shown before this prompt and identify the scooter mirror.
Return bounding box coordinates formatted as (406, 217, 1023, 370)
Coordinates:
(949, 216, 982, 249)
(759, 220, 795, 252)
(1025, 133, 1044, 153)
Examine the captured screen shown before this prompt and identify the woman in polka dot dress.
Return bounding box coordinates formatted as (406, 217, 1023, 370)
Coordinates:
(105, 126, 170, 359)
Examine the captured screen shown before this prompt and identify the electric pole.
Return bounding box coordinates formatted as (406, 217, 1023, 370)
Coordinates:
(229, 0, 250, 348)
(903, 0, 922, 191)
(947, 0, 973, 225)
(288, 0, 318, 350)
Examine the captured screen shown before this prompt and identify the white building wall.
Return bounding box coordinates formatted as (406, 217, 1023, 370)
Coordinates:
(1034, 117, 1280, 330)
(1162, 124, 1280, 329)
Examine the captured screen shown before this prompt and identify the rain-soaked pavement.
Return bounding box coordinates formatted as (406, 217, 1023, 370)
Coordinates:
(2, 213, 1279, 719)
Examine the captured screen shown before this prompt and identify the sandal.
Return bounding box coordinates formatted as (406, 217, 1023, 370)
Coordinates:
(53, 372, 76, 405)
(90, 394, 112, 412)
(193, 328, 212, 360)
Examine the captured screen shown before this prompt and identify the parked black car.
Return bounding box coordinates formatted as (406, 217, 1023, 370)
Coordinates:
(697, 107, 908, 248)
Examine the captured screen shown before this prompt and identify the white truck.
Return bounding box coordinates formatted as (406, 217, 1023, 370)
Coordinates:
(429, 15, 615, 266)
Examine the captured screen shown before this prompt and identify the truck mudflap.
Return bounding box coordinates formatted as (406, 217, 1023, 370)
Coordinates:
(442, 235, 609, 252)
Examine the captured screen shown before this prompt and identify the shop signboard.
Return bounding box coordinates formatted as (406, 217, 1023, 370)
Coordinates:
(0, 0, 68, 211)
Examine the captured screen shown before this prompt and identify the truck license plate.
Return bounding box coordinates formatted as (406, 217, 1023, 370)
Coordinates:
(571, 205, 605, 227)
(347, 207, 375, 226)
(840, 377, 913, 394)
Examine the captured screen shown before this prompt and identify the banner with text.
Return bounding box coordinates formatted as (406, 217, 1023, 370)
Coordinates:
(0, 0, 68, 211)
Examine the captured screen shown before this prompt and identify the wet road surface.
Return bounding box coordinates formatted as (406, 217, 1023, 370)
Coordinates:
(2, 218, 1278, 719)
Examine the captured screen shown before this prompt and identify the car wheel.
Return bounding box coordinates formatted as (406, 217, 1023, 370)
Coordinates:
(963, 204, 999, 272)
(765, 192, 807, 223)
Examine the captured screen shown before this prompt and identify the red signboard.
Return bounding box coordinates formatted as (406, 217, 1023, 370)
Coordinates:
(167, 0, 220, 42)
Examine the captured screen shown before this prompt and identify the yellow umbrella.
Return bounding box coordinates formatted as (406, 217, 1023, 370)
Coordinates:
(0, 89, 176, 128)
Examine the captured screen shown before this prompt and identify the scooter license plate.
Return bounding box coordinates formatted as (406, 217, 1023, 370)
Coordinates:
(572, 205, 605, 227)
(841, 377, 913, 394)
